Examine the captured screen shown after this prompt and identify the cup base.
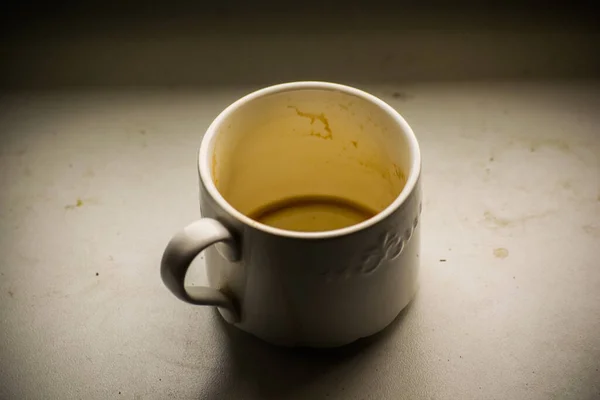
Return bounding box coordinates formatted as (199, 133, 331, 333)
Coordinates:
(219, 286, 418, 348)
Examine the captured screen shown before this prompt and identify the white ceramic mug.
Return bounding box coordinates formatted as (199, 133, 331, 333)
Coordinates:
(161, 82, 422, 347)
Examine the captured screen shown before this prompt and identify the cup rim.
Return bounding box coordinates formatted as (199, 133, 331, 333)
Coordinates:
(198, 81, 421, 239)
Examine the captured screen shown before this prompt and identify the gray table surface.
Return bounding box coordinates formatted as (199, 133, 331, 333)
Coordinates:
(1, 80, 599, 399)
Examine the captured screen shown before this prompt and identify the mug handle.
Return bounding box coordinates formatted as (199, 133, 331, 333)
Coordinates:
(160, 219, 240, 322)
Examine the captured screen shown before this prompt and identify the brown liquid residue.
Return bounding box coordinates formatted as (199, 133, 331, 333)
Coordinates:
(247, 195, 377, 232)
(289, 106, 333, 139)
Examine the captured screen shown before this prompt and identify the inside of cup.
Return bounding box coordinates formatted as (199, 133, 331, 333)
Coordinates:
(209, 87, 412, 232)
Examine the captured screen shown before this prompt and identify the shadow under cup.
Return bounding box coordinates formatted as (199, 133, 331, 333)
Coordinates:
(210, 88, 411, 232)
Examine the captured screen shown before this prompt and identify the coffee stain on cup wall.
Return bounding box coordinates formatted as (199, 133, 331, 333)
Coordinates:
(393, 163, 405, 182)
(289, 106, 333, 139)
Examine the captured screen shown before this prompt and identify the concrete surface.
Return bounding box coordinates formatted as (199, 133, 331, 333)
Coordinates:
(1, 81, 599, 399)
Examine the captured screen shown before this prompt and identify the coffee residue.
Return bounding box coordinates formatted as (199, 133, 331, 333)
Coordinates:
(65, 198, 84, 210)
(289, 106, 333, 139)
(393, 163, 405, 182)
(247, 195, 376, 232)
(212, 152, 218, 185)
(493, 248, 509, 259)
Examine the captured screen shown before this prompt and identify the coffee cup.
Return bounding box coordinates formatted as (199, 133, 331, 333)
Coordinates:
(161, 82, 422, 347)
